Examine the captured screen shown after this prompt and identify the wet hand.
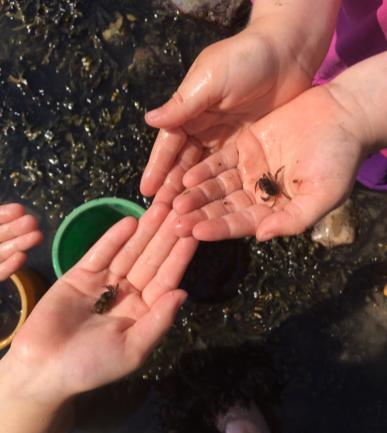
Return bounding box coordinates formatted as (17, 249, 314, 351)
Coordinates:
(0, 204, 43, 281)
(140, 26, 312, 200)
(172, 85, 367, 241)
(5, 203, 198, 403)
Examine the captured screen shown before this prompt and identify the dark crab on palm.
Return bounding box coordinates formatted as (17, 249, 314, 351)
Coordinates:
(255, 166, 290, 207)
(92, 284, 119, 314)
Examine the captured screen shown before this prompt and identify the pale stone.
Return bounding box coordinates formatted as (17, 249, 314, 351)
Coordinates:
(311, 200, 356, 248)
(164, 0, 249, 27)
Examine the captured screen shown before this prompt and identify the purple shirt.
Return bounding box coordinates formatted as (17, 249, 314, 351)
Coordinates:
(314, 0, 387, 85)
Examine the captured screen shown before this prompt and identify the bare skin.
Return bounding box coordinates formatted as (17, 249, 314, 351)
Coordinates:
(141, 1, 341, 202)
(171, 51, 387, 241)
(0, 203, 198, 433)
(0, 203, 43, 281)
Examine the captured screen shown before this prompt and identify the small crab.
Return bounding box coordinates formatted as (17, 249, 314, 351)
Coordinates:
(92, 284, 119, 314)
(255, 166, 290, 207)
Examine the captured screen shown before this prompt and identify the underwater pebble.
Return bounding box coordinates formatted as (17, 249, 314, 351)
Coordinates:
(102, 14, 124, 43)
(311, 200, 356, 248)
(163, 0, 249, 26)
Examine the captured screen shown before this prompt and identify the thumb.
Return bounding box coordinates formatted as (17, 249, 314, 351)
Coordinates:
(145, 63, 219, 129)
(255, 193, 344, 241)
(126, 289, 187, 367)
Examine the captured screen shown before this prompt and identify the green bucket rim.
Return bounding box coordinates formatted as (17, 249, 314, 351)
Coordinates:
(51, 197, 145, 278)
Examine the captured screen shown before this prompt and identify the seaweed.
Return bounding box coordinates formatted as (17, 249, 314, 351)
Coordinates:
(0, 0, 227, 222)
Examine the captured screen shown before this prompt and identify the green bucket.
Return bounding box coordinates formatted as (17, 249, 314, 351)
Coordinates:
(52, 197, 145, 278)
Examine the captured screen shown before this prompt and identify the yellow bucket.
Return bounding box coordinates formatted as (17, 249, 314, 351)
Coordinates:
(0, 268, 47, 350)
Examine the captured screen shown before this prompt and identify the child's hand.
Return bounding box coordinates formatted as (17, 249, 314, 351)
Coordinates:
(0, 204, 43, 281)
(141, 28, 311, 199)
(140, 0, 341, 200)
(171, 84, 369, 241)
(2, 203, 197, 408)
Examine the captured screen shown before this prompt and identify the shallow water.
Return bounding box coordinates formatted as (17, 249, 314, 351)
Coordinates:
(1, 1, 387, 432)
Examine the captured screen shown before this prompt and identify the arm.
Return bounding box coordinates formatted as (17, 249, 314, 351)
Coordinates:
(249, 0, 341, 79)
(0, 203, 197, 433)
(327, 50, 387, 151)
(0, 357, 71, 433)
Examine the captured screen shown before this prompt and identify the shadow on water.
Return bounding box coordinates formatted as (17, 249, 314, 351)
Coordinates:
(182, 239, 251, 303)
(152, 261, 387, 433)
(268, 261, 387, 433)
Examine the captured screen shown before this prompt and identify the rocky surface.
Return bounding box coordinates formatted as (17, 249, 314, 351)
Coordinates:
(164, 0, 250, 27)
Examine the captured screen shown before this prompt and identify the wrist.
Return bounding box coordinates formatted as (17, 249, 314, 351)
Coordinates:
(0, 351, 74, 433)
(247, 1, 340, 79)
(0, 350, 69, 410)
(320, 80, 375, 163)
(245, 16, 317, 83)
(326, 52, 387, 156)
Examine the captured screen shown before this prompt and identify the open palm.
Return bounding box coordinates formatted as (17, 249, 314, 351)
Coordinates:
(10, 203, 197, 400)
(172, 85, 367, 241)
(140, 28, 312, 204)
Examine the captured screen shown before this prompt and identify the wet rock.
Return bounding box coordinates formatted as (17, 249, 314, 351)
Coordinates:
(102, 14, 124, 43)
(164, 0, 250, 27)
(128, 46, 158, 75)
(311, 200, 356, 248)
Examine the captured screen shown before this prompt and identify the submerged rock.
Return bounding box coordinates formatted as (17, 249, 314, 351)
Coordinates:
(102, 14, 124, 43)
(165, 0, 250, 27)
(311, 200, 356, 248)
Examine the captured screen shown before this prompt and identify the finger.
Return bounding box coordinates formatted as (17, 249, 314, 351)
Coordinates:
(0, 230, 43, 261)
(144, 59, 218, 128)
(175, 189, 253, 237)
(109, 203, 170, 277)
(126, 210, 179, 291)
(126, 289, 187, 367)
(0, 203, 25, 224)
(153, 138, 203, 205)
(142, 237, 198, 306)
(193, 204, 272, 241)
(0, 214, 39, 243)
(182, 143, 239, 188)
(255, 191, 340, 241)
(140, 128, 186, 197)
(0, 252, 27, 281)
(78, 217, 138, 273)
(173, 168, 242, 214)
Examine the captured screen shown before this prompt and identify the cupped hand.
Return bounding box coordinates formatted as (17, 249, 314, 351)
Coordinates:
(171, 84, 368, 241)
(140, 26, 312, 200)
(7, 203, 198, 401)
(0, 203, 43, 281)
